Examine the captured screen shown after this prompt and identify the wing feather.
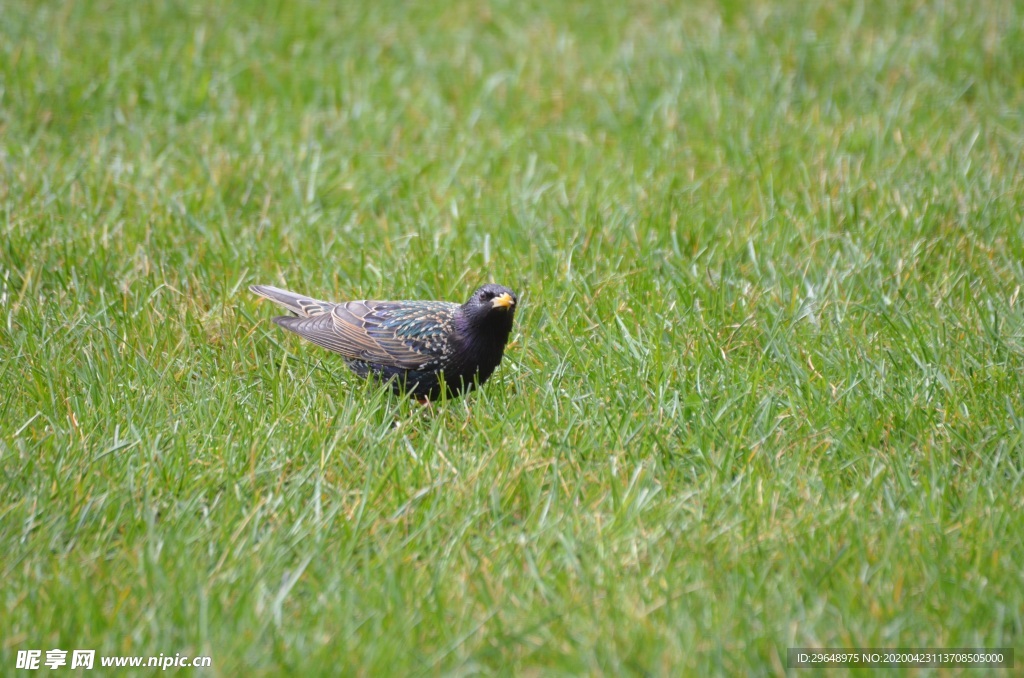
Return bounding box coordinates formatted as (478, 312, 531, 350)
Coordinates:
(249, 285, 334, 317)
(272, 300, 459, 370)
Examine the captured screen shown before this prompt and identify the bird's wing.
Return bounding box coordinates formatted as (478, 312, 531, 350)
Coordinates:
(273, 300, 459, 370)
(250, 285, 334, 317)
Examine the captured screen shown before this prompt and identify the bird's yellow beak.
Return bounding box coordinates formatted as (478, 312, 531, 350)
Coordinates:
(491, 293, 515, 310)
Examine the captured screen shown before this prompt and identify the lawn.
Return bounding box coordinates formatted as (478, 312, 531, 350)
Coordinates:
(2, 0, 1023, 674)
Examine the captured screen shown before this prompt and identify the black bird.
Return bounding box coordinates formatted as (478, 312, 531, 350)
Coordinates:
(250, 283, 518, 400)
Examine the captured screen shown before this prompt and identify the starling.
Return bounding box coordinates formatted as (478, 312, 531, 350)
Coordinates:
(250, 283, 518, 400)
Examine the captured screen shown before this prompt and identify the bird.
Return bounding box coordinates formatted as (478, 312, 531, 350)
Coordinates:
(250, 282, 518, 401)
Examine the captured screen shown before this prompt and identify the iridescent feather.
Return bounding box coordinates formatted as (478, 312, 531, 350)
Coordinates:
(250, 284, 517, 400)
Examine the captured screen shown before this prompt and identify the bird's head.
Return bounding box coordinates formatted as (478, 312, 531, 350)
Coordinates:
(461, 283, 518, 336)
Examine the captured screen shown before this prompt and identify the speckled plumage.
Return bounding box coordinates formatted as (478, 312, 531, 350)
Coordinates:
(250, 283, 518, 400)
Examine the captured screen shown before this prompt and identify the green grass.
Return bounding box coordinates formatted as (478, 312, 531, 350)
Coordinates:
(2, 0, 1023, 674)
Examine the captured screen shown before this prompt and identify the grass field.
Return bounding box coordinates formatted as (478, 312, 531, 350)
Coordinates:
(2, 0, 1023, 674)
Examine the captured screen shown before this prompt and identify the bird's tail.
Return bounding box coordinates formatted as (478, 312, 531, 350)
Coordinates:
(249, 285, 334, 317)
